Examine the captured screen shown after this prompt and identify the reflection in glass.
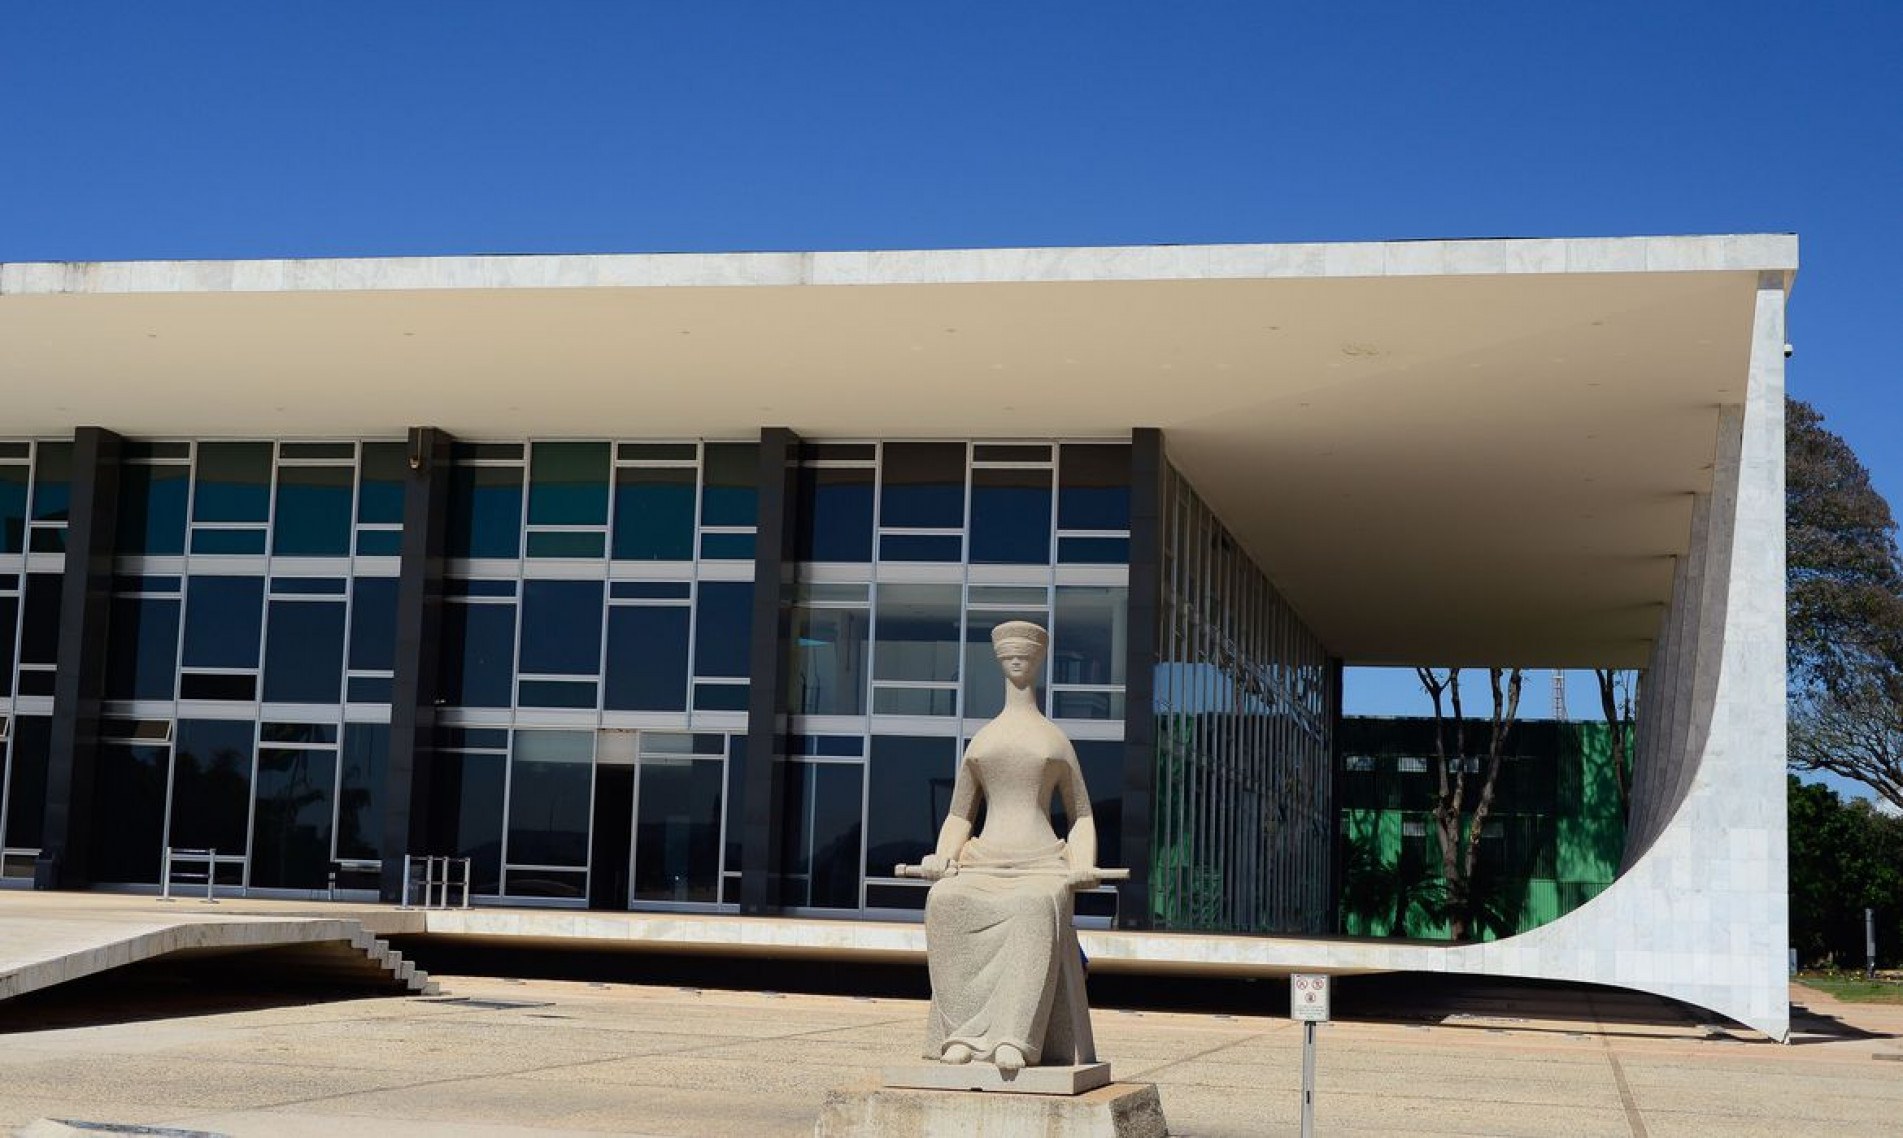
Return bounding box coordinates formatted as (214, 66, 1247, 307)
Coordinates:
(439, 602, 516, 708)
(105, 598, 180, 701)
(692, 581, 752, 678)
(612, 467, 695, 560)
(262, 601, 345, 703)
(969, 466, 1052, 564)
(431, 748, 505, 894)
(4, 716, 51, 851)
(447, 462, 524, 559)
(272, 464, 354, 556)
(780, 761, 863, 909)
(864, 736, 956, 877)
(348, 577, 399, 672)
(170, 719, 256, 856)
(529, 441, 610, 527)
(193, 442, 273, 523)
(634, 756, 723, 903)
(337, 724, 387, 861)
(879, 442, 965, 529)
(508, 730, 593, 869)
(358, 442, 408, 525)
(181, 576, 265, 670)
(788, 604, 869, 715)
(604, 606, 690, 711)
(519, 580, 605, 675)
(1053, 585, 1128, 687)
(116, 463, 189, 555)
(796, 465, 874, 562)
(873, 584, 961, 684)
(89, 740, 168, 883)
(700, 443, 759, 528)
(250, 747, 336, 889)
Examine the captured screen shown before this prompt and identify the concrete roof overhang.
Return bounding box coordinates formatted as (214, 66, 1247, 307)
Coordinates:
(0, 235, 1797, 668)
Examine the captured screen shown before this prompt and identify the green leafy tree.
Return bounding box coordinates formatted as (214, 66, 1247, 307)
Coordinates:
(1787, 776, 1903, 968)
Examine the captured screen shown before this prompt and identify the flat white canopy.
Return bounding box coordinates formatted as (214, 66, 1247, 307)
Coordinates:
(0, 235, 1797, 667)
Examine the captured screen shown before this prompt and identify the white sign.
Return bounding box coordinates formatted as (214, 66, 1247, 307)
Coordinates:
(1290, 973, 1330, 1022)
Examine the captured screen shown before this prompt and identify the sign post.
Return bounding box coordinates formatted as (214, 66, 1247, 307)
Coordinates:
(1291, 974, 1330, 1138)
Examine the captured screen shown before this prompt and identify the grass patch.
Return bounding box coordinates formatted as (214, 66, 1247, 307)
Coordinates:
(1796, 972, 1903, 1003)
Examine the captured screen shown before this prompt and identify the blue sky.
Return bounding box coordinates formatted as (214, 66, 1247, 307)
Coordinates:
(3, 3, 1898, 728)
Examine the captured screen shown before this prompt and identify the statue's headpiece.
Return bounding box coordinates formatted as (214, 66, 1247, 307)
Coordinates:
(990, 620, 1050, 657)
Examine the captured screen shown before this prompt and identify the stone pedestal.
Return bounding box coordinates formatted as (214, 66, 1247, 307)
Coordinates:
(883, 1061, 1111, 1095)
(814, 1079, 1168, 1137)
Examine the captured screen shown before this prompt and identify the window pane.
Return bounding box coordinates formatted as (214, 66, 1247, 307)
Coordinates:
(262, 601, 345, 703)
(105, 597, 180, 701)
(878, 533, 962, 562)
(193, 442, 273, 523)
(348, 577, 398, 672)
(796, 465, 873, 562)
(693, 581, 752, 679)
(963, 609, 1046, 721)
(865, 735, 956, 877)
(611, 467, 696, 560)
(357, 442, 408, 525)
(634, 757, 723, 903)
(0, 462, 26, 554)
(30, 442, 72, 524)
(697, 531, 756, 560)
(447, 462, 524, 559)
(250, 747, 336, 889)
(526, 531, 606, 558)
(788, 605, 869, 716)
(1073, 740, 1123, 868)
(969, 467, 1051, 564)
(507, 729, 593, 869)
(1058, 444, 1132, 530)
(272, 464, 354, 556)
(439, 602, 517, 708)
(181, 576, 265, 670)
(699, 443, 758, 528)
(1053, 586, 1128, 686)
(873, 584, 961, 685)
(528, 441, 610, 527)
(0, 597, 13, 698)
(723, 735, 746, 875)
(692, 682, 748, 712)
(779, 761, 863, 909)
(116, 463, 189, 555)
(355, 529, 403, 557)
(604, 606, 690, 711)
(89, 740, 168, 883)
(879, 442, 965, 529)
(190, 528, 268, 555)
(520, 580, 604, 675)
(170, 719, 256, 855)
(19, 574, 61, 666)
(4, 715, 51, 850)
(430, 749, 504, 894)
(336, 724, 388, 860)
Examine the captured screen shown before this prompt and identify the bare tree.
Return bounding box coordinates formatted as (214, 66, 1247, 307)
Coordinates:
(1594, 668, 1638, 817)
(1790, 677, 1903, 813)
(1416, 666, 1525, 941)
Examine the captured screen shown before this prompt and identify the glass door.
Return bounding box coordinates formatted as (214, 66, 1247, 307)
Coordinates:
(630, 732, 726, 907)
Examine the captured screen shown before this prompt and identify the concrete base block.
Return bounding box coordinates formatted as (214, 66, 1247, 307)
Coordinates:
(815, 1079, 1168, 1137)
(883, 1061, 1111, 1094)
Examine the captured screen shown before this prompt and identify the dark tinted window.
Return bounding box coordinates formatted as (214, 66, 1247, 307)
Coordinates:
(181, 576, 265, 669)
(1057, 444, 1131, 530)
(0, 461, 26, 553)
(170, 719, 256, 854)
(788, 606, 869, 716)
(447, 463, 524, 559)
(700, 443, 759, 528)
(780, 761, 863, 909)
(250, 747, 336, 889)
(693, 582, 752, 678)
(604, 606, 690, 711)
(634, 758, 723, 903)
(612, 467, 696, 560)
(116, 463, 189, 555)
(89, 741, 168, 883)
(865, 736, 957, 877)
(19, 574, 61, 666)
(348, 577, 399, 672)
(519, 581, 604, 675)
(272, 464, 354, 555)
(4, 715, 51, 850)
(796, 465, 873, 562)
(508, 731, 593, 867)
(879, 442, 965, 529)
(528, 442, 610, 527)
(29, 442, 72, 524)
(192, 442, 273, 523)
(106, 598, 180, 701)
(357, 442, 408, 525)
(969, 467, 1051, 564)
(0, 597, 13, 697)
(430, 750, 505, 894)
(439, 603, 517, 707)
(262, 601, 345, 703)
(336, 724, 388, 860)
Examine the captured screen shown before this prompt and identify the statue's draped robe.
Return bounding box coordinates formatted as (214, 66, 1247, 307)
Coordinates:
(921, 737, 1097, 1065)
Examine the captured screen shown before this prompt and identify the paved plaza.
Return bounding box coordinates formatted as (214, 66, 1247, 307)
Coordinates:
(0, 963, 1897, 1137)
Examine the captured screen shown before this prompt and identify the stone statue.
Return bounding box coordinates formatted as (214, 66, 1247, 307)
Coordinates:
(907, 620, 1107, 1071)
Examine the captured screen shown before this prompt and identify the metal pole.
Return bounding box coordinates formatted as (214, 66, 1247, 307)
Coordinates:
(400, 854, 414, 909)
(159, 847, 173, 902)
(205, 849, 218, 904)
(460, 857, 471, 908)
(433, 856, 446, 909)
(1300, 1020, 1316, 1138)
(1868, 907, 1878, 980)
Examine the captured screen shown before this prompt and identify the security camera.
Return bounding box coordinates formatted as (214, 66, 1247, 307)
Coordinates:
(1784, 343, 1794, 359)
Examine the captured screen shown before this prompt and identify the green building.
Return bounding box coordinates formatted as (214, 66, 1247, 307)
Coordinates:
(1338, 717, 1629, 941)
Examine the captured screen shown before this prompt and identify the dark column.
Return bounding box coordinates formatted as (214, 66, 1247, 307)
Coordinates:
(380, 427, 455, 902)
(1117, 428, 1164, 930)
(741, 427, 803, 914)
(1325, 656, 1345, 934)
(38, 427, 124, 889)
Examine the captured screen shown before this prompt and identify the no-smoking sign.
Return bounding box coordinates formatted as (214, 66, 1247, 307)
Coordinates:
(1290, 973, 1331, 1022)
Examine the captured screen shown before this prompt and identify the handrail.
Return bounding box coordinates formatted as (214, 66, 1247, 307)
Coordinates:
(158, 847, 220, 904)
(399, 854, 473, 910)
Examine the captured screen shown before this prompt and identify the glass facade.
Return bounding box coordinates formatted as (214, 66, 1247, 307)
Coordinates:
(1, 440, 65, 879)
(1150, 459, 1335, 935)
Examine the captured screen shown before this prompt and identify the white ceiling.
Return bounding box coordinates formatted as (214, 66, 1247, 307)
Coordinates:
(0, 238, 1793, 667)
